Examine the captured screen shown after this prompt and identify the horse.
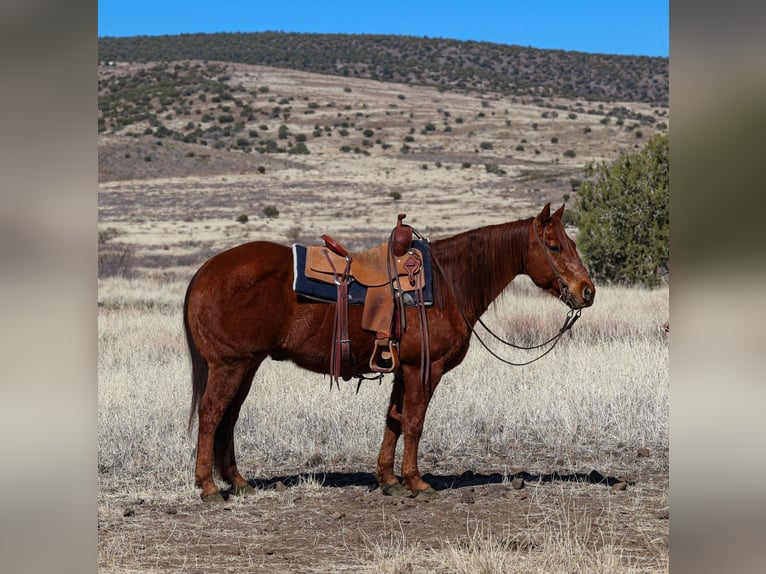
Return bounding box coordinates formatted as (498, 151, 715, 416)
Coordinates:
(184, 203, 595, 501)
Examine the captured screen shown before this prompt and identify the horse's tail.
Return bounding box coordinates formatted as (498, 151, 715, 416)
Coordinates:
(184, 269, 208, 435)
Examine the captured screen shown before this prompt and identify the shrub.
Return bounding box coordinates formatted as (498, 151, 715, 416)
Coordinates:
(98, 228, 135, 278)
(389, 191, 402, 200)
(563, 149, 577, 158)
(262, 205, 279, 218)
(575, 133, 669, 286)
(484, 163, 506, 176)
(288, 142, 310, 154)
(236, 214, 249, 224)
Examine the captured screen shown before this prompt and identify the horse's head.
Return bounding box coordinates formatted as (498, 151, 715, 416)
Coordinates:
(527, 203, 595, 309)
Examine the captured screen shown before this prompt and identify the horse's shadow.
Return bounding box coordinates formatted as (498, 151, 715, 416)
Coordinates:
(235, 468, 630, 497)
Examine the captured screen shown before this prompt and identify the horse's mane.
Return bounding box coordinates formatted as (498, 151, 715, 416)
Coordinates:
(428, 218, 532, 321)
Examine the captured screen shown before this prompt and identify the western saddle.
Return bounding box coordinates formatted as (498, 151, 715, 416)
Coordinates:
(301, 214, 429, 383)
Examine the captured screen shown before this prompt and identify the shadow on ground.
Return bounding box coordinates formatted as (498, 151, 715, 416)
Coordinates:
(232, 468, 631, 497)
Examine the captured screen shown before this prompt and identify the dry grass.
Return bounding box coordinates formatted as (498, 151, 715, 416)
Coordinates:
(98, 278, 667, 492)
(98, 274, 667, 572)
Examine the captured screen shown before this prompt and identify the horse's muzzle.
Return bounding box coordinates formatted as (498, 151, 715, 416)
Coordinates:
(560, 281, 595, 309)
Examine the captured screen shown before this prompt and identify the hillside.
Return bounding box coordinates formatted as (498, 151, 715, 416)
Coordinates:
(98, 32, 668, 105)
(98, 57, 668, 280)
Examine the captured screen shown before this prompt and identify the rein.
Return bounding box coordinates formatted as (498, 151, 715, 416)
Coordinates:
(416, 221, 583, 367)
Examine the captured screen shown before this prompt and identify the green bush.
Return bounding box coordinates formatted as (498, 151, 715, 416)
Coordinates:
(575, 133, 669, 286)
(262, 205, 279, 218)
(288, 142, 310, 154)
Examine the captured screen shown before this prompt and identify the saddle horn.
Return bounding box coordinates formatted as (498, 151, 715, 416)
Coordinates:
(391, 213, 413, 257)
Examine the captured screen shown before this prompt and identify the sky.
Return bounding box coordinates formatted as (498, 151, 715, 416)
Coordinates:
(98, 1, 668, 58)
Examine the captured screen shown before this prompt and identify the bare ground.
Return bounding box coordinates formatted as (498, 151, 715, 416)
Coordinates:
(98, 448, 668, 573)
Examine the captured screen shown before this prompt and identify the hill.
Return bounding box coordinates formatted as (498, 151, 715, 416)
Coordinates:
(98, 32, 668, 105)
(98, 58, 667, 280)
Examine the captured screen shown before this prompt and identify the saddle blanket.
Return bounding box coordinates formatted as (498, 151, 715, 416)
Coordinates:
(292, 239, 433, 306)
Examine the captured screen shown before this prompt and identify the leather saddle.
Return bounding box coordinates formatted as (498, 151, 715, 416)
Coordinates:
(295, 214, 430, 382)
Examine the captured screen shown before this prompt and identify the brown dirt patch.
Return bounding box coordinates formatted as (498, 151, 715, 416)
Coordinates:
(99, 453, 668, 572)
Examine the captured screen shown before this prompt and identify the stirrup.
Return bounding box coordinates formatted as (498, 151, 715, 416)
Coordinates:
(369, 338, 398, 373)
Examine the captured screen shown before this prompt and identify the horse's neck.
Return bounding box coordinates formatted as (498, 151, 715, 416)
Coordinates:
(432, 218, 531, 323)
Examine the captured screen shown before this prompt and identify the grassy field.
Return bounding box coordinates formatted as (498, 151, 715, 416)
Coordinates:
(98, 274, 668, 572)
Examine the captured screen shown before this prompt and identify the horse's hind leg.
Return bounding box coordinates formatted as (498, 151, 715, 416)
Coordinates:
(215, 360, 262, 496)
(195, 361, 254, 501)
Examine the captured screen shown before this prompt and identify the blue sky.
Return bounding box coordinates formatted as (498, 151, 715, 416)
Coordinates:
(98, 1, 668, 57)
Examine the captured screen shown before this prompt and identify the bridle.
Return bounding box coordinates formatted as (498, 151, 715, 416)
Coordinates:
(533, 218, 582, 311)
(428, 218, 583, 367)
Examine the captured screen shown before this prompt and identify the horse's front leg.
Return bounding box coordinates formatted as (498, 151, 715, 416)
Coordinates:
(400, 363, 442, 496)
(376, 371, 408, 496)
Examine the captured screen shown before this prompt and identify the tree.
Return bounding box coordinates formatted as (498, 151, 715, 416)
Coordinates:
(575, 132, 668, 287)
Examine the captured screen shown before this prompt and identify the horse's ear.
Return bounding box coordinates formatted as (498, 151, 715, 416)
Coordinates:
(539, 203, 551, 222)
(552, 204, 565, 220)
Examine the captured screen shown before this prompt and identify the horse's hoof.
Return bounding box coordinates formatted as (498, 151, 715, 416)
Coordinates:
(412, 487, 438, 499)
(200, 492, 225, 503)
(232, 483, 256, 496)
(381, 482, 410, 497)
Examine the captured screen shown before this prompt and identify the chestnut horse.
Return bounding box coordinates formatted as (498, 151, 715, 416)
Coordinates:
(184, 203, 594, 501)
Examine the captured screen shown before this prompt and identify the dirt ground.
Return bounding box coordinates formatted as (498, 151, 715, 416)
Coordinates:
(98, 449, 668, 572)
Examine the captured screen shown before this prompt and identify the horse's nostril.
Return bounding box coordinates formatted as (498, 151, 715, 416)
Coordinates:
(583, 286, 592, 302)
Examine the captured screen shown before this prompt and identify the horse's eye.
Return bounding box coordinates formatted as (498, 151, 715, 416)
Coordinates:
(548, 244, 561, 254)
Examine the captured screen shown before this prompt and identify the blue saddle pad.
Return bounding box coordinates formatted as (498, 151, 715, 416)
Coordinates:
(292, 239, 433, 306)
